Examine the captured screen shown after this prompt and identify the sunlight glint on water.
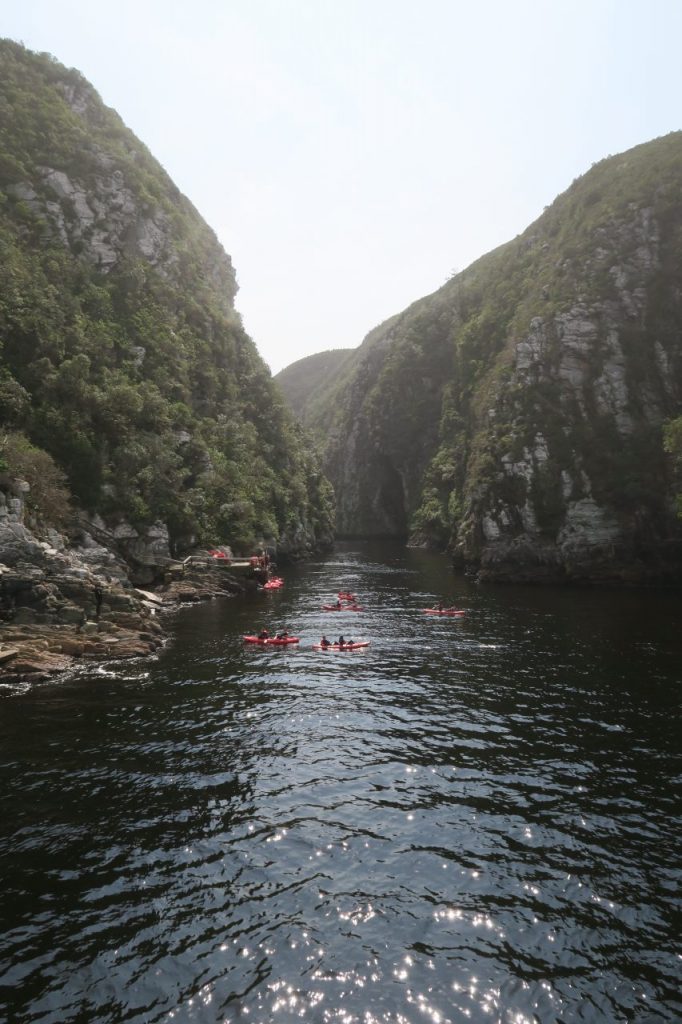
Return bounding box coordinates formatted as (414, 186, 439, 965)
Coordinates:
(1, 541, 680, 1023)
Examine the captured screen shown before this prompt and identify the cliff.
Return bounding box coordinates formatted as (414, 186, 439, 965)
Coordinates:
(291, 133, 682, 583)
(0, 39, 334, 566)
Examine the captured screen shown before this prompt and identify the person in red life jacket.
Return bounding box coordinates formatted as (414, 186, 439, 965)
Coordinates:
(320, 635, 331, 648)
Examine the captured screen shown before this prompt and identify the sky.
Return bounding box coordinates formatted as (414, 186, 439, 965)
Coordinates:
(3, 0, 682, 373)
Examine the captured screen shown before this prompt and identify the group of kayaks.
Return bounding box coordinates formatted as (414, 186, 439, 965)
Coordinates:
(315, 591, 366, 648)
(244, 587, 370, 651)
(244, 583, 466, 651)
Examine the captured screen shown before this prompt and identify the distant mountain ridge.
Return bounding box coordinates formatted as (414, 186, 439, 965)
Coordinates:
(280, 133, 682, 582)
(0, 39, 334, 558)
(274, 349, 354, 423)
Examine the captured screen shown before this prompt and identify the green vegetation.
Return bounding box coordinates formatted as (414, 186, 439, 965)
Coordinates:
(275, 349, 355, 424)
(0, 430, 71, 525)
(287, 132, 682, 573)
(663, 416, 682, 518)
(0, 39, 334, 553)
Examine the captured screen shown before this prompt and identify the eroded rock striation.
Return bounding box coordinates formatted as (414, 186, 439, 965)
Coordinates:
(285, 134, 682, 583)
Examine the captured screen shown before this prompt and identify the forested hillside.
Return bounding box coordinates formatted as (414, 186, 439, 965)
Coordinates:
(0, 40, 334, 556)
(274, 349, 354, 424)
(289, 133, 682, 582)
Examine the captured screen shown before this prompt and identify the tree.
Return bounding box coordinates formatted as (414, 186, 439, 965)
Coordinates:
(0, 431, 72, 525)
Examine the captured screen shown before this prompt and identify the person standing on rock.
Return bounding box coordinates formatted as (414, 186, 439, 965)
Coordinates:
(94, 585, 103, 619)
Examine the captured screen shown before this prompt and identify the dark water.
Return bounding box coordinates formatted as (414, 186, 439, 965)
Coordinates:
(1, 541, 681, 1023)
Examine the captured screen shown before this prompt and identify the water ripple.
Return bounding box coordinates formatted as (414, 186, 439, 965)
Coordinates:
(1, 542, 681, 1023)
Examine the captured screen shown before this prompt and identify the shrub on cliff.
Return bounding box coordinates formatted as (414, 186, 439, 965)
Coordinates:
(0, 430, 72, 526)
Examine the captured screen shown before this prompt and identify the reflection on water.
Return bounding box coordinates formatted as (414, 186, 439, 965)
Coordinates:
(1, 541, 681, 1022)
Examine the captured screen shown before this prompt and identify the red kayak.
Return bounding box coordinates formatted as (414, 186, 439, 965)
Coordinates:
(243, 635, 299, 645)
(322, 604, 364, 611)
(312, 641, 370, 651)
(263, 580, 283, 589)
(423, 608, 466, 617)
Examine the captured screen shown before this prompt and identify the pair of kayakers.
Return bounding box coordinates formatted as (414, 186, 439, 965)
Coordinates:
(319, 635, 354, 648)
(257, 628, 289, 640)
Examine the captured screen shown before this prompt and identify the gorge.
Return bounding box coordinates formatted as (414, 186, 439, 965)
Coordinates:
(0, 39, 334, 676)
(1, 41, 682, 686)
(0, 34, 681, 1024)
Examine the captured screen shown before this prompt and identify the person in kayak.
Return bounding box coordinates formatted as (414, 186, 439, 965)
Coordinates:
(276, 629, 289, 640)
(257, 628, 269, 639)
(338, 635, 345, 647)
(320, 635, 331, 648)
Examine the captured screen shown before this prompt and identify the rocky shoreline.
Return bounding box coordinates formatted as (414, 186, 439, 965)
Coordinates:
(0, 566, 248, 684)
(0, 482, 259, 684)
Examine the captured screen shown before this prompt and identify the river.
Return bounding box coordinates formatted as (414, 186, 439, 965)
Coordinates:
(1, 540, 680, 1023)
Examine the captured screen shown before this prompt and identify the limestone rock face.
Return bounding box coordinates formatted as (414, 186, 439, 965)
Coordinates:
(463, 200, 679, 580)
(0, 486, 134, 619)
(73, 516, 172, 585)
(8, 162, 236, 308)
(0, 480, 251, 682)
(4, 52, 237, 307)
(125, 523, 172, 579)
(0, 519, 45, 567)
(0, 480, 166, 681)
(298, 134, 682, 583)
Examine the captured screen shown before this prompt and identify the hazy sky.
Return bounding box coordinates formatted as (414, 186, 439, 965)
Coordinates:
(4, 1, 681, 372)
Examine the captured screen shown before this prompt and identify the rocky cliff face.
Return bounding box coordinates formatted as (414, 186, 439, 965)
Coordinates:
(0, 477, 167, 678)
(7, 111, 237, 307)
(0, 474, 258, 681)
(297, 134, 682, 582)
(463, 200, 682, 582)
(0, 39, 334, 560)
(1, 44, 237, 305)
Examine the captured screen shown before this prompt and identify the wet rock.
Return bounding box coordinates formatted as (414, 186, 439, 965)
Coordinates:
(0, 478, 255, 683)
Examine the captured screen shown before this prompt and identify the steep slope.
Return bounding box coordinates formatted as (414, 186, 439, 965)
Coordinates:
(0, 39, 334, 557)
(301, 133, 682, 581)
(274, 348, 354, 424)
